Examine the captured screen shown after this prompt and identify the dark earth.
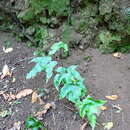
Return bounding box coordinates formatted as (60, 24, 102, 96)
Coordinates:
(0, 32, 130, 130)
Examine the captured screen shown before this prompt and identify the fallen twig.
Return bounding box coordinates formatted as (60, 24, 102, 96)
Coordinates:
(12, 56, 35, 66)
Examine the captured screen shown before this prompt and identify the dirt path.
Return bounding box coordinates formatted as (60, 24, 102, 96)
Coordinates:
(0, 32, 130, 130)
(83, 49, 130, 130)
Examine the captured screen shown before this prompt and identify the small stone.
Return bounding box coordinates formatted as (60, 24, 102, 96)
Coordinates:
(79, 45, 84, 50)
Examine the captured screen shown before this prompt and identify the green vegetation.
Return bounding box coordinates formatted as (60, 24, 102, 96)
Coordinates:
(77, 96, 105, 130)
(26, 42, 106, 130)
(25, 116, 46, 130)
(26, 56, 57, 83)
(1, 0, 130, 53)
(99, 31, 121, 53)
(1, 1, 130, 129)
(48, 41, 69, 56)
(18, 0, 70, 22)
(54, 65, 86, 103)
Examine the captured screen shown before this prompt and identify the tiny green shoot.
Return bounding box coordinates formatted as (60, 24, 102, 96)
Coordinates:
(25, 116, 46, 130)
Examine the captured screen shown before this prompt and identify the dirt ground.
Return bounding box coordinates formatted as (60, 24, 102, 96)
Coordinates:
(0, 32, 130, 130)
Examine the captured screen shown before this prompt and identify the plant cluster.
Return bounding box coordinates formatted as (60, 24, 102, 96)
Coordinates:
(18, 0, 70, 22)
(26, 42, 106, 130)
(70, 0, 130, 53)
(1, 0, 130, 53)
(97, 1, 130, 53)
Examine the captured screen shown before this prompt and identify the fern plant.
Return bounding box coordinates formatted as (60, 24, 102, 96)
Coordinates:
(26, 41, 105, 130)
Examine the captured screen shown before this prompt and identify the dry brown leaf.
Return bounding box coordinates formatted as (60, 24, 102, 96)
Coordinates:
(100, 106, 107, 111)
(105, 95, 118, 100)
(12, 77, 16, 83)
(112, 52, 122, 58)
(8, 93, 16, 101)
(34, 103, 52, 118)
(16, 89, 33, 99)
(3, 46, 13, 53)
(2, 93, 16, 101)
(2, 93, 9, 101)
(80, 122, 88, 130)
(2, 89, 33, 101)
(1, 64, 12, 79)
(38, 97, 45, 105)
(32, 91, 38, 103)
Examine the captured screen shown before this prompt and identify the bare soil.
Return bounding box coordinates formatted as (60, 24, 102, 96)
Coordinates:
(0, 32, 130, 130)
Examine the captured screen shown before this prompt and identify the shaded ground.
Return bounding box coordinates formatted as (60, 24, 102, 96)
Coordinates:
(0, 32, 130, 130)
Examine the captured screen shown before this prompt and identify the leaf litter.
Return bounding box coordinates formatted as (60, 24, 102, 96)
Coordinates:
(105, 95, 118, 100)
(34, 103, 52, 119)
(1, 64, 12, 79)
(1, 89, 33, 101)
(100, 106, 108, 111)
(16, 89, 33, 99)
(31, 91, 38, 103)
(31, 90, 45, 104)
(12, 76, 16, 83)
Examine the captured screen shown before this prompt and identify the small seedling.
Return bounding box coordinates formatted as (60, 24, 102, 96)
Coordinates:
(12, 101, 22, 105)
(84, 56, 92, 62)
(25, 116, 46, 130)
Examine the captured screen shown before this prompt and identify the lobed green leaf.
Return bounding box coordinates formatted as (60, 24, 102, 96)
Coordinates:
(77, 96, 106, 130)
(59, 84, 86, 103)
(26, 56, 57, 82)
